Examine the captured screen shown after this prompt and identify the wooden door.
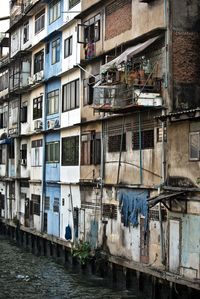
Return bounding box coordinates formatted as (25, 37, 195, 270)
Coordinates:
(140, 218, 149, 264)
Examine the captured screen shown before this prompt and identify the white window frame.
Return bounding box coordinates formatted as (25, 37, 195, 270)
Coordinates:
(47, 89, 59, 115)
(35, 9, 45, 34)
(49, 0, 61, 24)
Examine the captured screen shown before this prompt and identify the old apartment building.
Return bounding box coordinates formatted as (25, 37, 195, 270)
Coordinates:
(0, 0, 200, 295)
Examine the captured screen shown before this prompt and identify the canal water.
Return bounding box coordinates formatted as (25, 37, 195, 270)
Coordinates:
(0, 236, 138, 299)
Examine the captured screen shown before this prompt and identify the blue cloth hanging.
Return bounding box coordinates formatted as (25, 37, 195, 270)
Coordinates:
(118, 189, 148, 231)
(65, 225, 72, 240)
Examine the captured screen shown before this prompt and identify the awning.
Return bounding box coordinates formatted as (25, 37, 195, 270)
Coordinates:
(101, 35, 162, 73)
(148, 191, 185, 208)
(0, 138, 13, 145)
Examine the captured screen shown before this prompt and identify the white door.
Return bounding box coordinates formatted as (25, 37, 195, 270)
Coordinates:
(169, 219, 180, 273)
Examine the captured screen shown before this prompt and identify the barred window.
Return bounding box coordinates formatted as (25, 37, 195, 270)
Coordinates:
(108, 134, 126, 152)
(53, 197, 59, 213)
(44, 196, 50, 210)
(62, 136, 79, 166)
(132, 130, 154, 150)
(103, 204, 117, 219)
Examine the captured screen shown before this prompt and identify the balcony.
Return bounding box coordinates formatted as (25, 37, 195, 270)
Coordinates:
(10, 1, 23, 27)
(93, 82, 162, 113)
(93, 35, 164, 113)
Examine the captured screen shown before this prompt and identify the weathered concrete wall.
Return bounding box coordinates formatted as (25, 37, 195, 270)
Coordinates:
(104, 113, 162, 187)
(168, 121, 200, 186)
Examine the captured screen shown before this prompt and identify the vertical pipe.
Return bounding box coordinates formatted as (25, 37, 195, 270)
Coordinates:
(139, 112, 143, 185)
(159, 201, 165, 264)
(69, 183, 75, 242)
(41, 90, 46, 233)
(100, 119, 104, 220)
(116, 116, 125, 185)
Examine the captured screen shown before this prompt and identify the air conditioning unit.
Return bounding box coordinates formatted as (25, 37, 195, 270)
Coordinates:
(36, 70, 44, 82)
(54, 119, 60, 128)
(34, 120, 43, 131)
(21, 159, 27, 166)
(28, 76, 34, 85)
(47, 120, 55, 129)
(47, 119, 60, 130)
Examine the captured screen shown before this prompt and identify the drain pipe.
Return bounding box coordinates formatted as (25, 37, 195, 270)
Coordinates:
(139, 111, 143, 185)
(41, 92, 46, 233)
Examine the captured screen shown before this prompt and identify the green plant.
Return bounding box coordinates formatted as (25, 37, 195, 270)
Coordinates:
(72, 241, 91, 265)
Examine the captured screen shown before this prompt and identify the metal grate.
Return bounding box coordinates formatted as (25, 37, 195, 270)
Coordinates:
(103, 204, 117, 219)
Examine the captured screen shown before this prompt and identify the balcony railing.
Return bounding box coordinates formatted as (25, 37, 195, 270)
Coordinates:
(93, 83, 162, 112)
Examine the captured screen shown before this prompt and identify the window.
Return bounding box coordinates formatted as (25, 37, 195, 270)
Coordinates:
(46, 141, 60, 163)
(32, 194, 40, 216)
(81, 132, 101, 165)
(69, 0, 80, 9)
(132, 130, 154, 150)
(21, 144, 27, 164)
(108, 134, 126, 153)
(21, 104, 27, 123)
(189, 132, 200, 160)
(49, 0, 61, 23)
(34, 50, 44, 74)
(33, 96, 43, 120)
(12, 100, 18, 125)
(78, 14, 100, 44)
(0, 106, 8, 128)
(35, 9, 45, 34)
(0, 145, 6, 164)
(0, 193, 5, 210)
(47, 89, 59, 115)
(62, 79, 79, 111)
(23, 21, 29, 43)
(31, 139, 43, 166)
(53, 197, 59, 213)
(83, 76, 96, 105)
(64, 36, 73, 58)
(52, 38, 60, 64)
(62, 136, 79, 166)
(44, 197, 50, 210)
(9, 143, 15, 159)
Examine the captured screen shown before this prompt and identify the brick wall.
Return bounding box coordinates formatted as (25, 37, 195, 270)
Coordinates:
(172, 31, 200, 110)
(105, 0, 132, 40)
(172, 31, 200, 83)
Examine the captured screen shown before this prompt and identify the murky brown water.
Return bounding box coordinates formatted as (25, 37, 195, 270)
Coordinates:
(0, 237, 138, 299)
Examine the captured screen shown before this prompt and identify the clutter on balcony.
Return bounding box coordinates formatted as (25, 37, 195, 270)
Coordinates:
(93, 35, 163, 112)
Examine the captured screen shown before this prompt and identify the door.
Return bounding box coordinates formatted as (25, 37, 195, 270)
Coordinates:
(169, 219, 180, 273)
(25, 198, 30, 227)
(43, 212, 48, 233)
(140, 218, 149, 264)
